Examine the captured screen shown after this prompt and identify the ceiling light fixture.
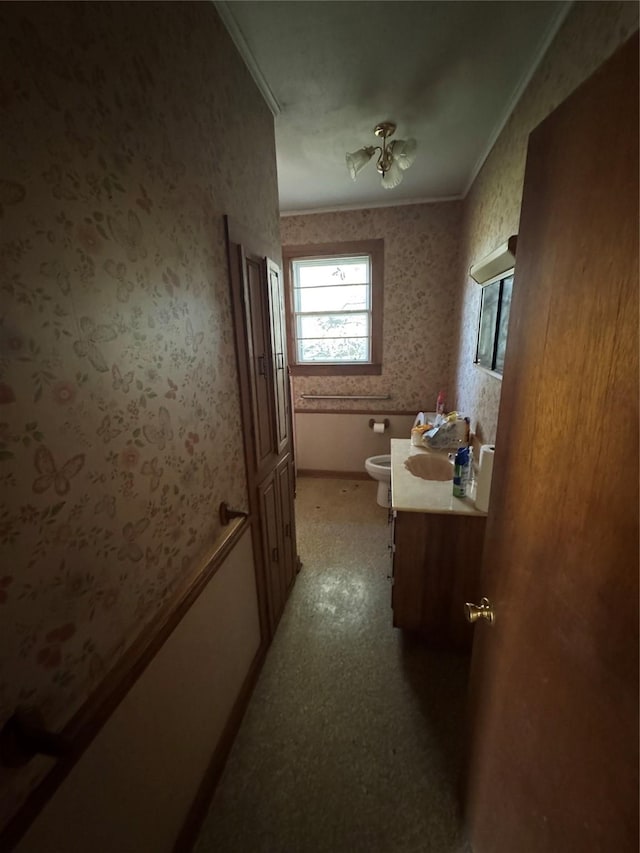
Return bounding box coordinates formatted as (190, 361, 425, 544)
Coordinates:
(346, 122, 417, 190)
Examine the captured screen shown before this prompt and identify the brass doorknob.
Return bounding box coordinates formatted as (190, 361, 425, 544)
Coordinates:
(465, 597, 494, 625)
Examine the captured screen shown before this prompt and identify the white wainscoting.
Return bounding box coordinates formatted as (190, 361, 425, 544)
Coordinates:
(16, 527, 260, 853)
(294, 412, 417, 474)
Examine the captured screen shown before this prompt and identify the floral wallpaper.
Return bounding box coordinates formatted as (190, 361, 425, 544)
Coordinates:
(452, 0, 639, 443)
(281, 202, 462, 413)
(0, 1, 279, 826)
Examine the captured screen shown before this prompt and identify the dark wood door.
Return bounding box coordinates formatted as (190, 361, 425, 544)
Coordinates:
(276, 454, 296, 595)
(465, 34, 638, 853)
(392, 511, 484, 649)
(242, 251, 276, 476)
(267, 259, 290, 456)
(258, 469, 285, 633)
(226, 218, 300, 646)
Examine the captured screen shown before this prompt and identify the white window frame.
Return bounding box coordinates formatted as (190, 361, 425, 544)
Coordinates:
(283, 240, 384, 377)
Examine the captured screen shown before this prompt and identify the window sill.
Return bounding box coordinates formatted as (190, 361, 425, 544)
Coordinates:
(473, 363, 503, 381)
(290, 363, 383, 377)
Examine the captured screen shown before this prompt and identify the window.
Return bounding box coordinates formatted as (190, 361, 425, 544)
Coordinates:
(283, 240, 383, 376)
(292, 255, 370, 362)
(475, 271, 513, 376)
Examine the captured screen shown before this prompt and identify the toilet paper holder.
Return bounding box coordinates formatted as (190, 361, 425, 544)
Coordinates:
(369, 418, 390, 430)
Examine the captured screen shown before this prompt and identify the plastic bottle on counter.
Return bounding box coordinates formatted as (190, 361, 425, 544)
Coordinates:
(453, 445, 471, 498)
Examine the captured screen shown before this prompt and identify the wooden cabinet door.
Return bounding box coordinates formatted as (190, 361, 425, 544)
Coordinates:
(258, 470, 285, 633)
(242, 251, 276, 475)
(267, 259, 290, 456)
(276, 454, 296, 596)
(392, 511, 484, 649)
(226, 220, 298, 645)
(465, 34, 638, 853)
(259, 456, 297, 633)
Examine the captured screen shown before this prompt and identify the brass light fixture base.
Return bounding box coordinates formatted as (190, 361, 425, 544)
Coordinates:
(373, 121, 396, 139)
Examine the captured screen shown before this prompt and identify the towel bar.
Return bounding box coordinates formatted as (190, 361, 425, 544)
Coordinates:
(300, 394, 390, 400)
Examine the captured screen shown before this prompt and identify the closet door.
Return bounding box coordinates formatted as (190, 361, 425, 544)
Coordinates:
(226, 218, 299, 646)
(276, 454, 296, 596)
(267, 259, 290, 456)
(258, 469, 285, 632)
(242, 250, 276, 475)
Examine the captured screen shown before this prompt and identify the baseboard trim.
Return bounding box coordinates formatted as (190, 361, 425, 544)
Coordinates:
(0, 517, 250, 852)
(173, 641, 267, 852)
(297, 469, 370, 480)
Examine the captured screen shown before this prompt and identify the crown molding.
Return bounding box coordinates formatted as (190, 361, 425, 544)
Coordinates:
(280, 194, 463, 217)
(215, 0, 573, 212)
(462, 0, 573, 197)
(214, 0, 281, 117)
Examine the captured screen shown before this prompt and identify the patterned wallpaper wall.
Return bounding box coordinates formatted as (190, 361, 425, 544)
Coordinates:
(281, 202, 462, 413)
(0, 2, 279, 824)
(452, 1, 639, 443)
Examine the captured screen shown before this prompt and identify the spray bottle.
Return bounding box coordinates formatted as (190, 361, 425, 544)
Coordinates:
(453, 445, 471, 498)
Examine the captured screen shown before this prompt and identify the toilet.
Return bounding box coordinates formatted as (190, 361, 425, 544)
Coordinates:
(365, 454, 392, 507)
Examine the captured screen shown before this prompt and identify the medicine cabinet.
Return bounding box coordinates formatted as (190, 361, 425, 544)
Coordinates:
(470, 236, 517, 378)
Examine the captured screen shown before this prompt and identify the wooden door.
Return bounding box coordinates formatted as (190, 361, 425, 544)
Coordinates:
(241, 249, 277, 476)
(276, 454, 296, 596)
(267, 259, 290, 456)
(258, 470, 285, 633)
(392, 512, 484, 649)
(465, 34, 638, 853)
(226, 218, 299, 646)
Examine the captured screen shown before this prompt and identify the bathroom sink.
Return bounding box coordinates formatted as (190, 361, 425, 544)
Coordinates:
(404, 453, 453, 482)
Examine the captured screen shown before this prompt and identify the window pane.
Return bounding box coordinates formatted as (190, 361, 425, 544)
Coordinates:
(295, 257, 369, 288)
(287, 243, 381, 369)
(477, 281, 500, 369)
(494, 275, 513, 373)
(295, 284, 369, 313)
(298, 336, 369, 363)
(297, 313, 369, 340)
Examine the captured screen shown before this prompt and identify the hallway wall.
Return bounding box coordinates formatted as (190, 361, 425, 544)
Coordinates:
(0, 1, 279, 829)
(451, 0, 639, 443)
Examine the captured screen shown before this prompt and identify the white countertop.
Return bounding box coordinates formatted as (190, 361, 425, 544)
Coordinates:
(391, 438, 487, 516)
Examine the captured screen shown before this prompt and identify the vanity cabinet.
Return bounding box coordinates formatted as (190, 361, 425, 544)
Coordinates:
(391, 510, 486, 649)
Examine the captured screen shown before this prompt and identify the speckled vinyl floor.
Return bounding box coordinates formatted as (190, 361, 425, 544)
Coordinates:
(194, 478, 472, 853)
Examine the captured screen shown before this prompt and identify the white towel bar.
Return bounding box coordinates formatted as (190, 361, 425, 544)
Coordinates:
(300, 394, 390, 400)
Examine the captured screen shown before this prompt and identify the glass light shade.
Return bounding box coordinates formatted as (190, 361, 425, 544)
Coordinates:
(346, 147, 374, 180)
(390, 138, 417, 171)
(381, 159, 403, 189)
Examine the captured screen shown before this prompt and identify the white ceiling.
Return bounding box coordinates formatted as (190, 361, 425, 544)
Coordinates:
(217, 1, 569, 214)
